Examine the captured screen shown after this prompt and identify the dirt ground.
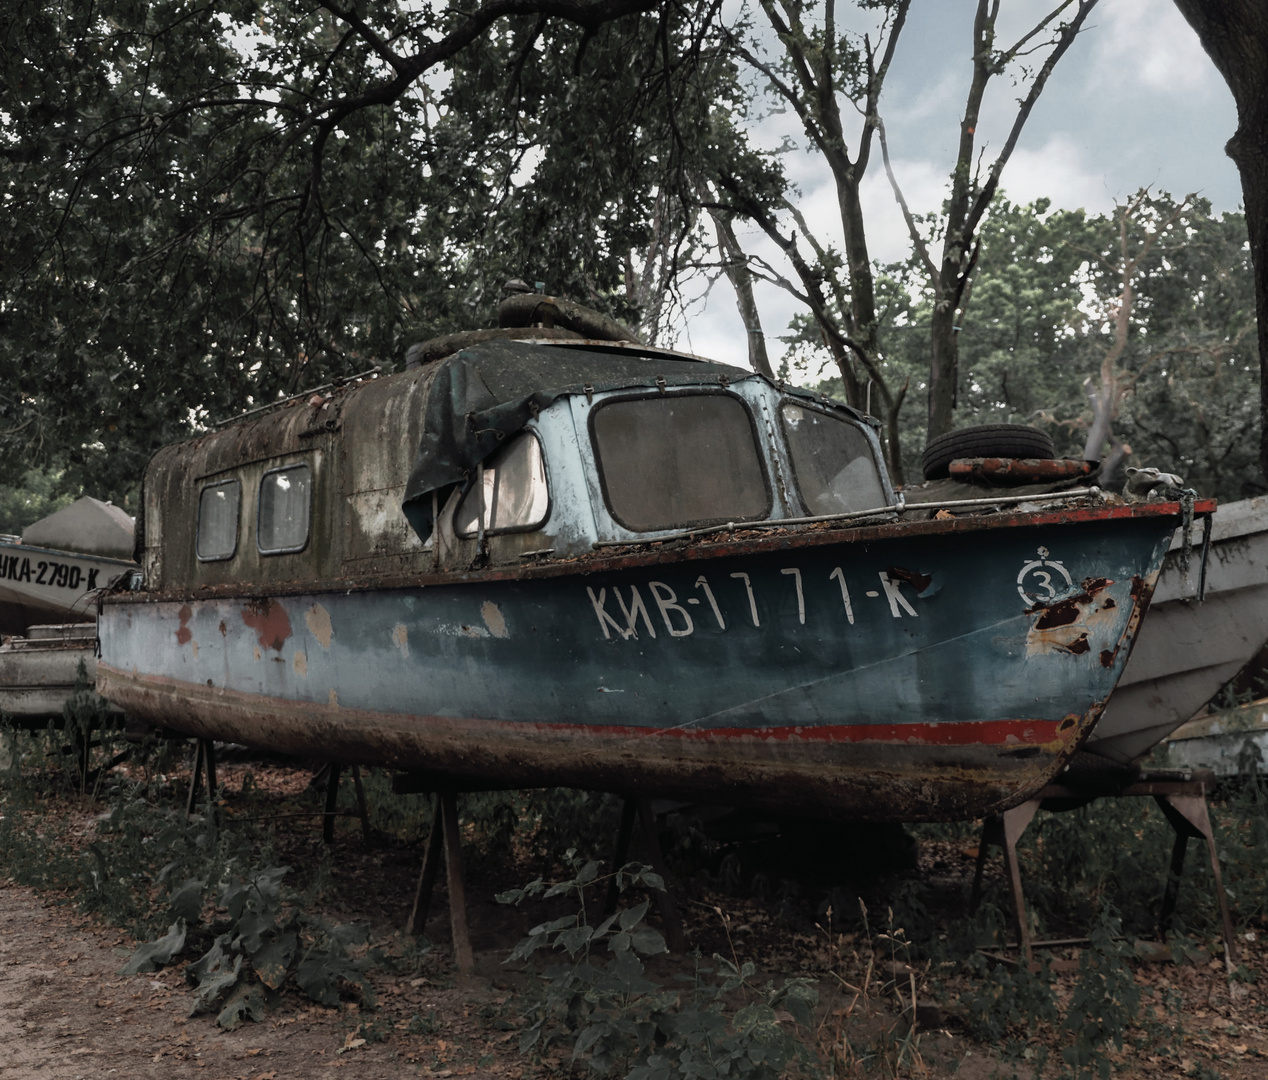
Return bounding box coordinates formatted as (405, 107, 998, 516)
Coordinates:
(6, 757, 1268, 1079)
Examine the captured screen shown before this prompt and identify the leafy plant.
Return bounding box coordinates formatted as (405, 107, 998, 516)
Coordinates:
(123, 864, 380, 1029)
(1060, 908, 1141, 1080)
(498, 851, 819, 1078)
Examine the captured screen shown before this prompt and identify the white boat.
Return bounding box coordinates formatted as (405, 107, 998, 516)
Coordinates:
(1153, 696, 1268, 776)
(0, 624, 114, 722)
(0, 498, 135, 723)
(1087, 495, 1268, 763)
(0, 497, 136, 635)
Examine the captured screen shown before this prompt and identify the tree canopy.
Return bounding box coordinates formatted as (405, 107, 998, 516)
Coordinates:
(0, 0, 1262, 509)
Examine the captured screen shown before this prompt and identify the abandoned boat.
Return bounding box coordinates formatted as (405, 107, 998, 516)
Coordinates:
(96, 336, 1207, 821)
(0, 497, 136, 722)
(1086, 495, 1268, 763)
(0, 496, 136, 634)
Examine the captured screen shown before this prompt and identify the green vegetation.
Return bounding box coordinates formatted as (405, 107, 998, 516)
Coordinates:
(3, 724, 1268, 1076)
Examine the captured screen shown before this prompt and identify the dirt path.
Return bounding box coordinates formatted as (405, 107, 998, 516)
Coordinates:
(0, 882, 527, 1080)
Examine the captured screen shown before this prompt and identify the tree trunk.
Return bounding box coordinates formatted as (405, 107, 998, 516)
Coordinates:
(1171, 0, 1268, 479)
(705, 201, 774, 378)
(927, 296, 960, 439)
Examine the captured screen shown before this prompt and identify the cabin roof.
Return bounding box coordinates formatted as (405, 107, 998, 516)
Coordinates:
(400, 339, 756, 515)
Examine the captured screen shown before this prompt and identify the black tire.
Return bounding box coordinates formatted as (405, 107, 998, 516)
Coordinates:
(921, 423, 1055, 480)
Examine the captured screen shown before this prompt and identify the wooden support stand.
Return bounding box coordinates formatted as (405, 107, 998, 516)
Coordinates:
(603, 796, 688, 953)
(970, 770, 1236, 967)
(406, 791, 475, 975)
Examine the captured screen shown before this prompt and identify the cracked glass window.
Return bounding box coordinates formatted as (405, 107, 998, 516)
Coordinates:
(197, 480, 240, 561)
(591, 393, 769, 531)
(781, 404, 886, 515)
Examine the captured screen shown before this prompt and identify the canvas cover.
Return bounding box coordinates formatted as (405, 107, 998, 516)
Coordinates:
(22, 496, 135, 560)
(400, 339, 871, 539)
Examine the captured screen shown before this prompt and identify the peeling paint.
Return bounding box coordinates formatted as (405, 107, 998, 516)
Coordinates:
(293, 650, 307, 675)
(391, 623, 409, 657)
(482, 600, 509, 639)
(252, 646, 262, 661)
(241, 598, 292, 652)
(1026, 578, 1125, 658)
(176, 605, 193, 646)
(305, 603, 333, 649)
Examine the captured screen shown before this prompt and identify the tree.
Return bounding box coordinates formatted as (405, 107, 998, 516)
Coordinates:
(0, 0, 716, 503)
(1171, 1, 1268, 482)
(906, 193, 1260, 500)
(705, 0, 1098, 483)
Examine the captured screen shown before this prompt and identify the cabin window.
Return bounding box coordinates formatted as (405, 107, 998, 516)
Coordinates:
(454, 433, 549, 538)
(257, 464, 311, 554)
(780, 403, 887, 515)
(590, 393, 769, 531)
(196, 480, 241, 561)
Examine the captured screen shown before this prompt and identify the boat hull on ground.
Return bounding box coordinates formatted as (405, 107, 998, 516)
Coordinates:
(99, 506, 1178, 821)
(1087, 495, 1268, 763)
(0, 625, 120, 723)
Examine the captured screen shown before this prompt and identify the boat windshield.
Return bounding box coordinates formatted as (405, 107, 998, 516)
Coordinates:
(780, 403, 887, 515)
(590, 393, 770, 531)
(454, 433, 550, 537)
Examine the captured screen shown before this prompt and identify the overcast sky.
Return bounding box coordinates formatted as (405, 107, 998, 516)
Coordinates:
(676, 0, 1243, 367)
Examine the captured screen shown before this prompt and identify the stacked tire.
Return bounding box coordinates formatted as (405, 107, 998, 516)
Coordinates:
(921, 423, 1055, 481)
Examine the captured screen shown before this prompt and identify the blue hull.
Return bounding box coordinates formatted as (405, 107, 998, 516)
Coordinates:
(100, 506, 1175, 820)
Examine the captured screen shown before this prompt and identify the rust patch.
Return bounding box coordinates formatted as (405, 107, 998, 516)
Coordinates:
(1064, 633, 1090, 655)
(1033, 598, 1081, 630)
(1026, 577, 1124, 658)
(176, 605, 193, 646)
(241, 598, 292, 652)
(218, 620, 227, 637)
(885, 566, 933, 596)
(1100, 648, 1117, 668)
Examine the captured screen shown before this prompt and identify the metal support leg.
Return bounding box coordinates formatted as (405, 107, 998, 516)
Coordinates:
(440, 790, 475, 975)
(604, 798, 639, 916)
(1000, 799, 1041, 959)
(323, 763, 342, 844)
(635, 798, 687, 954)
(967, 799, 1040, 957)
(969, 817, 998, 916)
(185, 739, 204, 820)
(1155, 792, 1236, 967)
(405, 792, 474, 976)
(350, 764, 372, 843)
(185, 739, 217, 821)
(407, 795, 444, 936)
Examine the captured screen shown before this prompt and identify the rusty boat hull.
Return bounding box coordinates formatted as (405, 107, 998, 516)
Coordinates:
(99, 502, 1181, 821)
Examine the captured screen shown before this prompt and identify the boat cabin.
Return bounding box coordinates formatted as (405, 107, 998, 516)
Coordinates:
(138, 339, 895, 593)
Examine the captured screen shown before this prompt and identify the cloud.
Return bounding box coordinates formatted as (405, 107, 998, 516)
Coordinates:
(992, 134, 1115, 212)
(1089, 0, 1220, 94)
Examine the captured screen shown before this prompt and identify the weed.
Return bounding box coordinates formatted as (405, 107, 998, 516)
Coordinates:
(499, 850, 819, 1078)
